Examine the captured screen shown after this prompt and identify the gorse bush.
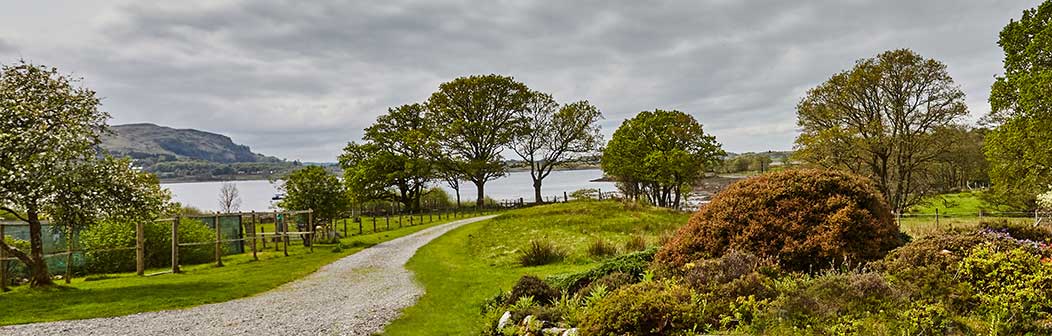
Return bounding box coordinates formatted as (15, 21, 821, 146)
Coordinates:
(587, 238, 618, 258)
(654, 169, 903, 272)
(579, 281, 699, 335)
(520, 240, 565, 266)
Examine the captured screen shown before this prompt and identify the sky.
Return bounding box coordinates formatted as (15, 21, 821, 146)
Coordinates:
(0, 0, 1037, 162)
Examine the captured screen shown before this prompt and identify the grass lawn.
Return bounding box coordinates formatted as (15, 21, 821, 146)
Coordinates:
(899, 191, 1037, 238)
(383, 201, 691, 335)
(0, 213, 481, 326)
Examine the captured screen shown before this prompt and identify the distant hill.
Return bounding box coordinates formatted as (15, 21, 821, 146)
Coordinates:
(101, 123, 279, 163)
(100, 123, 298, 182)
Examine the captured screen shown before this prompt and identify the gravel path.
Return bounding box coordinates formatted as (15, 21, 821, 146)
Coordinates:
(1, 215, 498, 336)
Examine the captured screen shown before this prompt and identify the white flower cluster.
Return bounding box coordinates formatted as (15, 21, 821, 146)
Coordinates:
(1039, 189, 1052, 210)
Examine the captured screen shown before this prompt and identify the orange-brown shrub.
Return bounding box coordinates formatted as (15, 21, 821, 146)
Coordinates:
(654, 169, 902, 272)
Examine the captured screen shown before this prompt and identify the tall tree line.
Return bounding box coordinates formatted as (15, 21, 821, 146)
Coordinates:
(341, 74, 604, 209)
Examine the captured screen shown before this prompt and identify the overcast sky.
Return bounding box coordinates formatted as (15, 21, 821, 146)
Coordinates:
(0, 1, 1036, 162)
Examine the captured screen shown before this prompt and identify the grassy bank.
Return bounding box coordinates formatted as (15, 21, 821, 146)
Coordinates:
(0, 213, 479, 326)
(383, 201, 690, 335)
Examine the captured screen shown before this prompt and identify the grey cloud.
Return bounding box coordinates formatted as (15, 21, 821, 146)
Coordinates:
(0, 0, 1034, 160)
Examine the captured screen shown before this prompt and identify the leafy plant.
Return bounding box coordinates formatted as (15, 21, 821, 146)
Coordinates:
(579, 281, 700, 335)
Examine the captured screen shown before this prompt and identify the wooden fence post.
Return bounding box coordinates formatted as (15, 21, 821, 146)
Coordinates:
(598, 188, 603, 201)
(282, 212, 289, 257)
(935, 208, 940, 230)
(1, 224, 8, 291)
(273, 211, 280, 252)
(172, 216, 181, 273)
(564, 191, 568, 203)
(251, 212, 258, 261)
(308, 209, 314, 253)
(214, 213, 223, 267)
(136, 220, 145, 276)
(261, 225, 267, 249)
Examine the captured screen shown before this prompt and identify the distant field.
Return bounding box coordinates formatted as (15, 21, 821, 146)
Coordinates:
(901, 191, 1038, 238)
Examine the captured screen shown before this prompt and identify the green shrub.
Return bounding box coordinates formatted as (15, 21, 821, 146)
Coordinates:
(587, 238, 618, 258)
(578, 272, 635, 297)
(508, 275, 560, 305)
(81, 218, 213, 273)
(520, 240, 565, 266)
(571, 188, 599, 201)
(768, 271, 901, 329)
(579, 281, 699, 335)
(654, 169, 903, 273)
(547, 247, 656, 292)
(957, 244, 1052, 334)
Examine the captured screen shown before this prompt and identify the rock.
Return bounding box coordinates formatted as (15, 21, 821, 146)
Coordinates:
(562, 328, 579, 336)
(496, 311, 512, 330)
(521, 315, 534, 328)
(543, 327, 567, 335)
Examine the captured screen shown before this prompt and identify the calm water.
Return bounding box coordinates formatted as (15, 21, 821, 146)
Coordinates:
(162, 169, 616, 212)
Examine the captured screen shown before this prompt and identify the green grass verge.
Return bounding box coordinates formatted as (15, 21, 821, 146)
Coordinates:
(383, 201, 690, 335)
(0, 213, 481, 326)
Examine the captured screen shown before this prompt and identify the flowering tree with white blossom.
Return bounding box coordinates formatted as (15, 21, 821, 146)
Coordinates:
(0, 61, 169, 286)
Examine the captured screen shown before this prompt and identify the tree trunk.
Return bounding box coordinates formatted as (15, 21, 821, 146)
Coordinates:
(26, 207, 53, 287)
(454, 188, 461, 209)
(533, 178, 543, 204)
(475, 181, 486, 207)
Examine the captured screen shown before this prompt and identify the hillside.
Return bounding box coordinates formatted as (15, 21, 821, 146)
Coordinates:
(100, 123, 298, 182)
(101, 123, 278, 163)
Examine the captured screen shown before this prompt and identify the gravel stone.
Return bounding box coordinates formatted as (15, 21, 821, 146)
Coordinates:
(0, 215, 497, 336)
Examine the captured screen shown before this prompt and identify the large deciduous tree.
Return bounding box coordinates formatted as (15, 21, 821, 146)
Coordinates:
(340, 104, 433, 211)
(512, 92, 603, 203)
(794, 49, 968, 213)
(0, 61, 170, 286)
(425, 74, 530, 206)
(278, 166, 349, 225)
(601, 109, 724, 209)
(985, 1, 1052, 209)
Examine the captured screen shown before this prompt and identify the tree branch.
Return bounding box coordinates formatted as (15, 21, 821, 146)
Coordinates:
(0, 239, 32, 267)
(0, 207, 28, 223)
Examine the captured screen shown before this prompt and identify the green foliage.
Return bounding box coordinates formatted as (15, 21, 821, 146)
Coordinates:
(717, 152, 773, 174)
(654, 169, 903, 273)
(341, 104, 434, 211)
(508, 276, 559, 305)
(0, 61, 170, 286)
(80, 218, 214, 273)
(511, 92, 604, 203)
(579, 281, 699, 335)
(794, 49, 969, 212)
(957, 244, 1052, 334)
(278, 166, 349, 223)
(519, 240, 566, 266)
(601, 109, 724, 208)
(547, 248, 656, 292)
(986, 1, 1052, 209)
(426, 74, 530, 206)
(577, 272, 634, 297)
